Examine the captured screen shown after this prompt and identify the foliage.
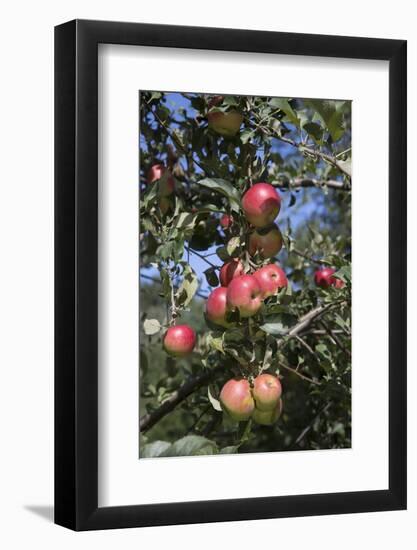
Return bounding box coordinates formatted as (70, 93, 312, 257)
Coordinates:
(139, 92, 351, 456)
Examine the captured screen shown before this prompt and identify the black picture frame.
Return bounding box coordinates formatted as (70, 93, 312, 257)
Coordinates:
(55, 19, 407, 531)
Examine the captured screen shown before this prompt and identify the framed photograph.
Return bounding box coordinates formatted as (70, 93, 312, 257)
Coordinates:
(55, 19, 407, 531)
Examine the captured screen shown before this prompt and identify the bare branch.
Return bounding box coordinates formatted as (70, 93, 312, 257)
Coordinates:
(140, 366, 223, 433)
(274, 177, 350, 191)
(291, 247, 332, 266)
(253, 117, 351, 180)
(279, 362, 321, 386)
(290, 402, 332, 449)
(319, 319, 352, 358)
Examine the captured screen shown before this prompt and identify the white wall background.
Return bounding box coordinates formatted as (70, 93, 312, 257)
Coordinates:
(0, 1, 414, 548)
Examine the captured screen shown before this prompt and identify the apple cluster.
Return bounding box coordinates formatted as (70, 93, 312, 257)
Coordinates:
(220, 374, 283, 426)
(148, 96, 343, 428)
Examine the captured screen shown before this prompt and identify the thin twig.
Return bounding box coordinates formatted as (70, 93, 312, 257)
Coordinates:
(301, 329, 344, 336)
(294, 335, 317, 359)
(292, 248, 331, 266)
(319, 319, 352, 358)
(290, 402, 332, 449)
(140, 273, 209, 300)
(185, 245, 220, 269)
(279, 362, 321, 386)
(253, 118, 351, 179)
(275, 177, 350, 191)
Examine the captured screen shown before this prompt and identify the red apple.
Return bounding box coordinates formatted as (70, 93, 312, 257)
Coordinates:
(252, 374, 282, 411)
(147, 163, 175, 197)
(206, 287, 231, 328)
(314, 267, 344, 289)
(242, 183, 281, 228)
(253, 264, 287, 298)
(207, 96, 243, 137)
(226, 274, 262, 318)
(219, 258, 245, 287)
(248, 224, 283, 259)
(163, 325, 196, 357)
(253, 399, 283, 426)
(220, 379, 255, 421)
(220, 214, 233, 229)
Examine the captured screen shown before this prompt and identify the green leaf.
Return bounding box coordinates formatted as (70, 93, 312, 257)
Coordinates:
(240, 128, 255, 144)
(216, 246, 229, 261)
(270, 98, 299, 127)
(207, 333, 224, 353)
(141, 440, 171, 458)
(163, 435, 218, 457)
(158, 241, 176, 260)
(220, 445, 239, 454)
(149, 91, 162, 102)
(143, 318, 162, 336)
(176, 265, 198, 307)
(226, 236, 241, 256)
(204, 267, 219, 287)
(306, 99, 345, 142)
(259, 313, 297, 335)
(303, 121, 323, 143)
(198, 178, 241, 213)
(208, 386, 222, 412)
(175, 212, 197, 230)
(334, 264, 351, 284)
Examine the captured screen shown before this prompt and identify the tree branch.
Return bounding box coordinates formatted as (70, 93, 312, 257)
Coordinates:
(253, 118, 351, 179)
(274, 177, 350, 191)
(185, 245, 220, 269)
(319, 319, 352, 358)
(140, 273, 209, 300)
(291, 247, 331, 266)
(290, 402, 332, 449)
(140, 366, 223, 433)
(139, 301, 344, 433)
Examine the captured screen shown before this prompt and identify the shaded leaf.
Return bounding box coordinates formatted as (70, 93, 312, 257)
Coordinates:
(141, 440, 171, 458)
(199, 178, 241, 212)
(270, 98, 299, 127)
(260, 313, 297, 335)
(208, 386, 222, 412)
(163, 435, 218, 457)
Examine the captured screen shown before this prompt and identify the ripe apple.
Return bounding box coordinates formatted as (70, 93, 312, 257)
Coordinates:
(226, 274, 262, 318)
(219, 258, 245, 287)
(252, 374, 282, 411)
(248, 224, 283, 259)
(253, 264, 287, 298)
(253, 399, 283, 426)
(314, 267, 344, 289)
(242, 183, 281, 228)
(207, 96, 243, 137)
(220, 214, 233, 229)
(163, 325, 196, 357)
(147, 163, 175, 197)
(206, 287, 231, 328)
(220, 379, 255, 421)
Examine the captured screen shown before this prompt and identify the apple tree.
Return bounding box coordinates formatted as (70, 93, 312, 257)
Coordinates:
(139, 92, 351, 457)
